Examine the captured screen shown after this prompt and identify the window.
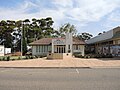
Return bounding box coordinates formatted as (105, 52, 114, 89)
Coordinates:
(36, 46, 38, 52)
(39, 46, 40, 52)
(76, 45, 78, 50)
(68, 45, 70, 49)
(41, 46, 43, 52)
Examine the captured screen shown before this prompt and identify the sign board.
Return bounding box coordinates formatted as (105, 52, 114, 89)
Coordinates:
(5, 48, 11, 54)
(0, 46, 4, 56)
(52, 39, 65, 45)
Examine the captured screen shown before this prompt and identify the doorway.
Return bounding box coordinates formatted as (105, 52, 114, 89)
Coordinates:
(54, 45, 65, 53)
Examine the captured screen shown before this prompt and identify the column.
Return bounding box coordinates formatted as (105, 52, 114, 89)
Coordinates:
(52, 44, 54, 53)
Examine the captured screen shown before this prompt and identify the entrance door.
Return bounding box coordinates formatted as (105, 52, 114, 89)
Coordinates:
(56, 45, 65, 53)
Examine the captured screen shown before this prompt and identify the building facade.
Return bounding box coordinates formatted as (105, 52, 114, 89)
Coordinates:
(30, 33, 85, 56)
(86, 27, 120, 56)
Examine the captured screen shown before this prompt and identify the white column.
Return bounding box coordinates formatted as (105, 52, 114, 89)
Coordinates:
(52, 44, 54, 53)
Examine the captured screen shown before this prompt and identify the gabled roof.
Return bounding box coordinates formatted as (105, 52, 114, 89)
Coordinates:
(86, 30, 113, 44)
(73, 38, 85, 45)
(30, 38, 53, 45)
(30, 37, 85, 45)
(86, 27, 120, 44)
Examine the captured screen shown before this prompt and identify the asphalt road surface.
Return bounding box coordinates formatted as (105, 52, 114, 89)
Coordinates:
(0, 68, 120, 90)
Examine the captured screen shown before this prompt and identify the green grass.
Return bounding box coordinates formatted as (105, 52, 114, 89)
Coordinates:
(0, 56, 26, 61)
(10, 56, 26, 60)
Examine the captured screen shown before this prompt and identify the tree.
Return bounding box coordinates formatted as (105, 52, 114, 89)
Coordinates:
(58, 23, 77, 37)
(0, 17, 55, 55)
(0, 20, 15, 50)
(77, 32, 93, 41)
(13, 20, 22, 52)
(22, 19, 30, 55)
(30, 17, 54, 40)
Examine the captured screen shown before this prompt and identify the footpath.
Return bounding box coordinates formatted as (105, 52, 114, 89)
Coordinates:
(0, 57, 120, 68)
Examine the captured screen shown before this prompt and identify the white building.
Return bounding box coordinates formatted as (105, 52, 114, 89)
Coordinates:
(0, 45, 11, 56)
(30, 33, 85, 56)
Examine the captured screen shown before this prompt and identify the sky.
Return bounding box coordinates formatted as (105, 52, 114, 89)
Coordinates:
(0, 0, 120, 36)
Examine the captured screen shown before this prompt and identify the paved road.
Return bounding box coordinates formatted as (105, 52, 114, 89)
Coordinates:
(0, 68, 120, 90)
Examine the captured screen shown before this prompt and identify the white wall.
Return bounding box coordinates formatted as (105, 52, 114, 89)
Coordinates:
(0, 46, 4, 56)
(73, 45, 84, 56)
(32, 45, 51, 56)
(5, 48, 11, 54)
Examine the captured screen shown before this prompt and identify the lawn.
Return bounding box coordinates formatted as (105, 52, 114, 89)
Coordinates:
(0, 56, 26, 61)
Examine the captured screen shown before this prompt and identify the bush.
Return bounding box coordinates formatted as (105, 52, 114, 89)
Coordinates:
(6, 56, 10, 61)
(84, 55, 91, 59)
(35, 55, 39, 58)
(11, 59, 15, 61)
(24, 55, 37, 60)
(25, 56, 30, 59)
(73, 52, 83, 58)
(37, 54, 47, 58)
(0, 58, 2, 61)
(17, 56, 21, 60)
(2, 57, 6, 61)
(30, 56, 34, 59)
(87, 54, 113, 58)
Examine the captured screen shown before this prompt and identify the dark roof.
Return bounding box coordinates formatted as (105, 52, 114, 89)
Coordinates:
(30, 37, 85, 45)
(73, 38, 85, 45)
(30, 38, 53, 45)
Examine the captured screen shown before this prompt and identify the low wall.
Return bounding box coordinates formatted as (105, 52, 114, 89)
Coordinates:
(47, 53, 73, 60)
(47, 53, 63, 59)
(63, 53, 72, 59)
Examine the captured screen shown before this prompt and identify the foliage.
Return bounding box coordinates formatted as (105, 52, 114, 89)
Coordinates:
(57, 23, 77, 37)
(77, 32, 93, 41)
(0, 17, 54, 55)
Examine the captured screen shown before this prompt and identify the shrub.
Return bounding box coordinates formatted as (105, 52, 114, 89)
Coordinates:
(84, 55, 91, 59)
(11, 59, 15, 61)
(25, 56, 29, 59)
(74, 54, 84, 58)
(6, 56, 10, 61)
(73, 52, 82, 58)
(30, 56, 34, 59)
(35, 55, 39, 58)
(2, 57, 6, 61)
(0, 58, 1, 61)
(17, 56, 21, 60)
(37, 54, 47, 58)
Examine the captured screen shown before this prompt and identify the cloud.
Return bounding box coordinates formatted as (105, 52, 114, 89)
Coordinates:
(0, 0, 120, 33)
(108, 10, 120, 22)
(102, 10, 120, 30)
